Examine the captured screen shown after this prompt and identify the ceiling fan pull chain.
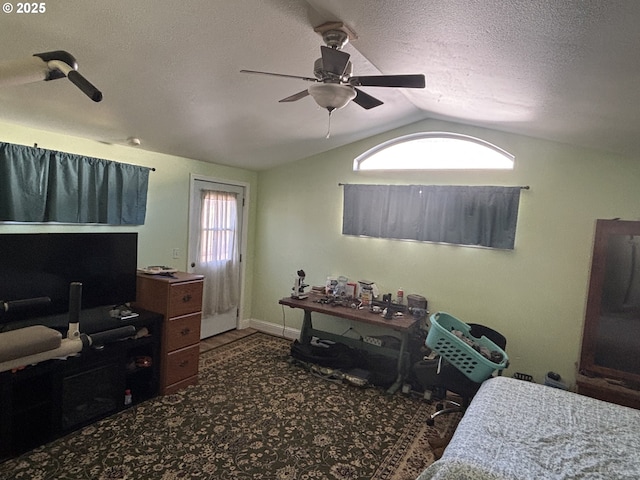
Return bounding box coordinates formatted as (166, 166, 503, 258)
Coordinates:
(325, 110, 332, 139)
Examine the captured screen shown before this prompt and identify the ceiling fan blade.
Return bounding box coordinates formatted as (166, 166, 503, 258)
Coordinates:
(279, 89, 310, 103)
(349, 74, 425, 88)
(240, 69, 317, 83)
(353, 88, 384, 110)
(321, 46, 350, 77)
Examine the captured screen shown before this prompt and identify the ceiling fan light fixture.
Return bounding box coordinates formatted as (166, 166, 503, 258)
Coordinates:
(308, 83, 356, 111)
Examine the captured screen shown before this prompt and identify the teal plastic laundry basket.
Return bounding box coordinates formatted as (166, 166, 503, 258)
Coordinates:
(426, 312, 509, 383)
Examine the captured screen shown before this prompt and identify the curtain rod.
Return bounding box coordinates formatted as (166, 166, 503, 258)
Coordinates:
(338, 183, 530, 190)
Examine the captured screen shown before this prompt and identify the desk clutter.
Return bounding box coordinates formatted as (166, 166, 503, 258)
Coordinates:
(290, 336, 400, 389)
(284, 268, 433, 394)
(290, 268, 428, 321)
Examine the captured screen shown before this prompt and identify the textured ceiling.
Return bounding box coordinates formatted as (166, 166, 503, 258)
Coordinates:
(0, 1, 639, 170)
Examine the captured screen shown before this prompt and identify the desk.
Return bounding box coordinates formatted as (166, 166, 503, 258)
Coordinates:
(279, 295, 418, 394)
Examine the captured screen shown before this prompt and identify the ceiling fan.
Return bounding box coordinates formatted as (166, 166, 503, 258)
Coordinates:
(0, 50, 102, 102)
(240, 22, 425, 115)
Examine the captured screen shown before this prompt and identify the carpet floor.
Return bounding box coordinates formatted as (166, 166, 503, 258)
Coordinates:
(0, 332, 459, 480)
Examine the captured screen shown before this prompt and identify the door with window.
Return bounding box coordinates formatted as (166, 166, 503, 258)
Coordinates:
(188, 179, 244, 339)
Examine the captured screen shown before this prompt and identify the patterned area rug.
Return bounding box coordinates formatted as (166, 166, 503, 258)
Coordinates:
(0, 333, 459, 480)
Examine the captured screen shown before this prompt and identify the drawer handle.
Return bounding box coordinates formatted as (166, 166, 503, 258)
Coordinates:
(179, 359, 190, 368)
(180, 327, 191, 336)
(182, 294, 192, 303)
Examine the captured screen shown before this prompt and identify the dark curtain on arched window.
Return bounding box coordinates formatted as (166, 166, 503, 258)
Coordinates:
(0, 142, 150, 224)
(342, 184, 521, 249)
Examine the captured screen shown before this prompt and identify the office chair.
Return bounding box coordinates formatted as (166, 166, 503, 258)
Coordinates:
(425, 323, 507, 426)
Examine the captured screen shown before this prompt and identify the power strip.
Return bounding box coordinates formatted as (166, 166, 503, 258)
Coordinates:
(362, 336, 383, 347)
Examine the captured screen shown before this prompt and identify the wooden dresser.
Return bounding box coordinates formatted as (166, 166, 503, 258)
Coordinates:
(135, 272, 204, 394)
(576, 373, 640, 410)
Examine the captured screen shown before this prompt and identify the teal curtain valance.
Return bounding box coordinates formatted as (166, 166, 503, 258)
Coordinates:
(0, 142, 151, 224)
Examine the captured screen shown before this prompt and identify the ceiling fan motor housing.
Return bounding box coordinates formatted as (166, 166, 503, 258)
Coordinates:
(314, 57, 352, 81)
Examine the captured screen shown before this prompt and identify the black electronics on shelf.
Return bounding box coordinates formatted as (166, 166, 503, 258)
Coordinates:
(0, 309, 162, 462)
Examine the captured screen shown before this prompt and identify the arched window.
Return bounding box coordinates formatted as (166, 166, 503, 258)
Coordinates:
(353, 132, 514, 171)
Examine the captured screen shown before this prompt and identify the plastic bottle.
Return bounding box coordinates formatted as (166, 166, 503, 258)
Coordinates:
(361, 285, 372, 306)
(397, 288, 404, 305)
(124, 389, 132, 405)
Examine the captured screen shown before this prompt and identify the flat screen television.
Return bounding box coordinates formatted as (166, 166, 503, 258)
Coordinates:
(0, 232, 138, 324)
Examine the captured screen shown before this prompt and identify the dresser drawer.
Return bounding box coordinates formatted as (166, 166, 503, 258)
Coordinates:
(165, 313, 201, 352)
(168, 281, 203, 317)
(165, 344, 199, 386)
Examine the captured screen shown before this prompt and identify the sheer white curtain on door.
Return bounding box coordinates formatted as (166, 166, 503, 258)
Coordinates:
(195, 190, 239, 315)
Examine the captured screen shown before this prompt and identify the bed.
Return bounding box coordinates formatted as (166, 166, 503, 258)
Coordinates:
(417, 375, 640, 480)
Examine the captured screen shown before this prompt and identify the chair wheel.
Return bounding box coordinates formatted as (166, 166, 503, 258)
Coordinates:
(426, 418, 435, 426)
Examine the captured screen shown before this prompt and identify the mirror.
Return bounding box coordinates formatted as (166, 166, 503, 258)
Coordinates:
(580, 219, 640, 384)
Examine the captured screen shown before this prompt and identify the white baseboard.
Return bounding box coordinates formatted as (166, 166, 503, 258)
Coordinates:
(238, 317, 252, 330)
(248, 318, 300, 340)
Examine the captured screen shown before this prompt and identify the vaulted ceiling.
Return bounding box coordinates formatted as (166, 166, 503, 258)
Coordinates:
(1, 1, 639, 170)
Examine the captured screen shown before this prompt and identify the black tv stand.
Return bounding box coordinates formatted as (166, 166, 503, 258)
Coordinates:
(0, 308, 162, 462)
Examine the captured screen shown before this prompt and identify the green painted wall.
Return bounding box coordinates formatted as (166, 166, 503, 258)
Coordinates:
(252, 118, 640, 387)
(4, 116, 640, 388)
(0, 120, 258, 320)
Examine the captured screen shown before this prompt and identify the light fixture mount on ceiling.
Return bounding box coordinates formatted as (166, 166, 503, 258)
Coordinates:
(313, 22, 355, 50)
(313, 21, 357, 43)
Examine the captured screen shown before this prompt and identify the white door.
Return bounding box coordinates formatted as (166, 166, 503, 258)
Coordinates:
(188, 179, 244, 339)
